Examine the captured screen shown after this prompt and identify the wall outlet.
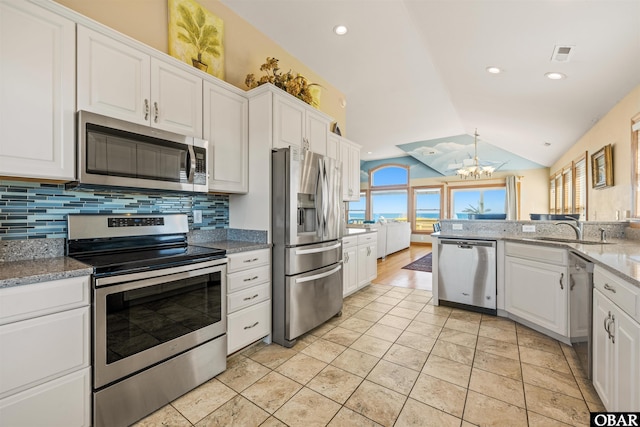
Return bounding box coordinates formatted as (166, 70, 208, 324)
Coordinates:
(452, 224, 463, 230)
(193, 210, 203, 224)
(522, 224, 536, 232)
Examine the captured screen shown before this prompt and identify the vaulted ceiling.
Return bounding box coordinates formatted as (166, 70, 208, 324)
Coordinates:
(221, 0, 640, 171)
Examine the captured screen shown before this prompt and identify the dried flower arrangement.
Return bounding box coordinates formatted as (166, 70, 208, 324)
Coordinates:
(245, 57, 319, 107)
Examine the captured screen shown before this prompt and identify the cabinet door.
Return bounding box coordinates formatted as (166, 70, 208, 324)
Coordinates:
(357, 244, 377, 287)
(327, 134, 339, 161)
(306, 109, 329, 155)
(592, 289, 614, 410)
(340, 141, 353, 200)
(150, 58, 202, 137)
(366, 243, 378, 283)
(612, 303, 640, 411)
(348, 144, 361, 201)
(0, 1, 75, 180)
(343, 246, 358, 296)
(505, 256, 568, 336)
(204, 82, 249, 193)
(77, 26, 150, 125)
(273, 94, 304, 149)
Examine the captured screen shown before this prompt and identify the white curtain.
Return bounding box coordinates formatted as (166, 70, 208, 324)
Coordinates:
(505, 175, 518, 220)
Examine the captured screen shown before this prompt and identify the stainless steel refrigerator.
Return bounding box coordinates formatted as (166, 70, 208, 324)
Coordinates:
(272, 147, 343, 347)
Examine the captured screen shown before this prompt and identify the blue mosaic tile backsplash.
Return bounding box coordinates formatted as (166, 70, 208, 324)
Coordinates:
(0, 180, 229, 240)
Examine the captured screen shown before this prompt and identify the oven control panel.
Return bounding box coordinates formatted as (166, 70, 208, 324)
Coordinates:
(108, 217, 165, 227)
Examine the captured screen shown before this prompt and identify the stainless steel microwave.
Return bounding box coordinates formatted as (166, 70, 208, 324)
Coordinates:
(71, 111, 208, 193)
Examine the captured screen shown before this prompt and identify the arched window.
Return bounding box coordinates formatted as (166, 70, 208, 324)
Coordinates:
(369, 165, 409, 222)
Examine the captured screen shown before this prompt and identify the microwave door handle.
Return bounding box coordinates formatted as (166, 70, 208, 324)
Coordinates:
(186, 145, 196, 183)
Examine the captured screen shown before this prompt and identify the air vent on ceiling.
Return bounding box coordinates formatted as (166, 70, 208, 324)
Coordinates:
(551, 45, 574, 62)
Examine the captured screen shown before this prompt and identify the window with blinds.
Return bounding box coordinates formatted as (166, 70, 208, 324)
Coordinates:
(549, 153, 587, 218)
(549, 178, 556, 214)
(562, 168, 573, 214)
(574, 157, 587, 220)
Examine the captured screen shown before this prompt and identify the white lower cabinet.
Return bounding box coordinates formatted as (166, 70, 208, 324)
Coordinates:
(357, 232, 378, 287)
(0, 276, 91, 427)
(226, 249, 271, 355)
(592, 266, 640, 411)
(342, 236, 358, 297)
(504, 243, 568, 337)
(342, 232, 378, 297)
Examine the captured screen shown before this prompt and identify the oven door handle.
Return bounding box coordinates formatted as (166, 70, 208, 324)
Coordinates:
(95, 261, 225, 289)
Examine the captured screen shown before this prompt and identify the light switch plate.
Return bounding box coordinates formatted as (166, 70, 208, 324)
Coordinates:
(452, 224, 463, 230)
(193, 210, 203, 224)
(522, 224, 536, 232)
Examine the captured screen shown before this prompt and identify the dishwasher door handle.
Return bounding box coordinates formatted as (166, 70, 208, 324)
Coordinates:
(458, 245, 473, 249)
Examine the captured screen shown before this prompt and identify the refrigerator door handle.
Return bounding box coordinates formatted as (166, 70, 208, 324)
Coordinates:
(295, 264, 342, 284)
(295, 242, 342, 255)
(315, 158, 324, 237)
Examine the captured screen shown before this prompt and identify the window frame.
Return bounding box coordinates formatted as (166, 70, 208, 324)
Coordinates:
(447, 183, 507, 219)
(411, 185, 444, 234)
(549, 152, 588, 219)
(368, 164, 410, 224)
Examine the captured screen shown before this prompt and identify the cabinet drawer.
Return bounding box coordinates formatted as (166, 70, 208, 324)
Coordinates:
(505, 242, 567, 266)
(0, 276, 90, 325)
(342, 236, 358, 249)
(227, 300, 271, 355)
(594, 265, 639, 321)
(357, 232, 377, 245)
(228, 283, 271, 313)
(227, 249, 270, 273)
(228, 265, 271, 293)
(0, 367, 91, 427)
(0, 307, 90, 398)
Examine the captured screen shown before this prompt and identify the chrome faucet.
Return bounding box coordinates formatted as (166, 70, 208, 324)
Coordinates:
(554, 217, 583, 240)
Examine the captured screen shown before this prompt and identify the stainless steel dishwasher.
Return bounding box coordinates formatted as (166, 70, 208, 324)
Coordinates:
(569, 252, 594, 379)
(437, 238, 497, 314)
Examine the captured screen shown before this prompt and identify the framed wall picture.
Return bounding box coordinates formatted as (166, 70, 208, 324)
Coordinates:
(591, 144, 613, 189)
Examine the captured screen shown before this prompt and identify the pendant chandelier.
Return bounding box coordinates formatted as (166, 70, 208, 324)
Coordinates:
(457, 129, 495, 179)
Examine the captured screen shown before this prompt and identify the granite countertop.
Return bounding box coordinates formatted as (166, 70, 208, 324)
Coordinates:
(194, 240, 271, 254)
(344, 227, 378, 236)
(0, 257, 93, 289)
(436, 232, 640, 288)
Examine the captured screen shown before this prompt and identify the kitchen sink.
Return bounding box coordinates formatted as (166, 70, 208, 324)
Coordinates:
(529, 237, 612, 245)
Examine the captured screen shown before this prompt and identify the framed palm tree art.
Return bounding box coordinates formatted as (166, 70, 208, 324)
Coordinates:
(168, 0, 224, 79)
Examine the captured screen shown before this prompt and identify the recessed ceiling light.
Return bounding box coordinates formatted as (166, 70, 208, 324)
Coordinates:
(545, 72, 566, 80)
(333, 25, 348, 36)
(367, 151, 373, 154)
(486, 66, 502, 74)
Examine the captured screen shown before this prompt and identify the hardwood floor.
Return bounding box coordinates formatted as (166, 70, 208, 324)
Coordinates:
(374, 243, 433, 290)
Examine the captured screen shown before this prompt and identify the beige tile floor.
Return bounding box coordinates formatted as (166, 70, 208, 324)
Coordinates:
(135, 280, 603, 427)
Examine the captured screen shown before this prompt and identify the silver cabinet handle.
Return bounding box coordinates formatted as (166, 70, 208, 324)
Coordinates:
(610, 314, 616, 344)
(243, 294, 259, 301)
(243, 276, 259, 282)
(243, 258, 259, 263)
(604, 283, 616, 293)
(559, 273, 564, 290)
(604, 312, 611, 337)
(244, 321, 259, 330)
(344, 253, 349, 262)
(144, 99, 149, 120)
(153, 102, 159, 123)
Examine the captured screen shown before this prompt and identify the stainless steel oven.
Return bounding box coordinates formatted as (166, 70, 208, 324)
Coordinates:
(67, 214, 227, 427)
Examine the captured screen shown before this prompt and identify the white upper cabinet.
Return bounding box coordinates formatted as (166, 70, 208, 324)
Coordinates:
(338, 137, 362, 201)
(0, 0, 75, 180)
(327, 134, 339, 160)
(77, 26, 203, 138)
(272, 88, 331, 154)
(204, 81, 249, 193)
